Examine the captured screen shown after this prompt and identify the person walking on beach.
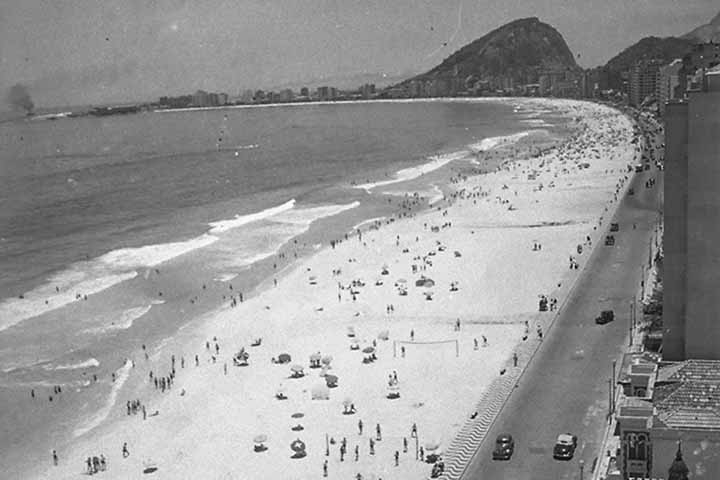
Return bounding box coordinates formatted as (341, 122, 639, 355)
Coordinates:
(52, 450, 58, 466)
(410, 329, 414, 341)
(513, 352, 518, 367)
(323, 460, 328, 477)
(369, 438, 375, 455)
(122, 442, 129, 458)
(354, 445, 359, 461)
(376, 424, 382, 441)
(358, 419, 363, 435)
(537, 324, 543, 340)
(394, 450, 400, 466)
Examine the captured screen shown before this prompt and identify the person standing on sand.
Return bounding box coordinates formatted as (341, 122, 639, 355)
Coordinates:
(358, 419, 363, 435)
(394, 450, 400, 466)
(52, 450, 58, 466)
(122, 442, 129, 458)
(376, 424, 382, 441)
(323, 460, 328, 477)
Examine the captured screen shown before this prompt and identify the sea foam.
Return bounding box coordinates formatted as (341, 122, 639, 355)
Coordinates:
(73, 359, 132, 438)
(355, 152, 467, 191)
(208, 199, 296, 234)
(469, 130, 541, 152)
(50, 358, 100, 371)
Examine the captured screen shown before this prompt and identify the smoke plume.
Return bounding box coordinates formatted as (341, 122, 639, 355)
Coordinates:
(6, 84, 35, 114)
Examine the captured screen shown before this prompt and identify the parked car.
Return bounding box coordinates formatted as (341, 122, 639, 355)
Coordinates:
(628, 188, 634, 195)
(605, 235, 615, 246)
(492, 434, 515, 460)
(610, 223, 619, 232)
(553, 433, 578, 460)
(596, 310, 615, 325)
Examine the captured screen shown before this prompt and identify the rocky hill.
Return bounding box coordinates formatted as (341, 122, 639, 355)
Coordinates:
(683, 10, 720, 43)
(402, 17, 579, 86)
(603, 36, 694, 72)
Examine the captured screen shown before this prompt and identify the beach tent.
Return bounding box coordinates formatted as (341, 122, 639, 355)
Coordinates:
(311, 384, 330, 400)
(290, 364, 305, 378)
(347, 326, 356, 337)
(309, 352, 322, 368)
(277, 353, 292, 364)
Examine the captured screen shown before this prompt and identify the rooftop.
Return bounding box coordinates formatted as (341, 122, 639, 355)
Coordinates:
(653, 360, 720, 430)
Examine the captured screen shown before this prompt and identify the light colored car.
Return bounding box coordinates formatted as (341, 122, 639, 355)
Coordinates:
(553, 433, 577, 460)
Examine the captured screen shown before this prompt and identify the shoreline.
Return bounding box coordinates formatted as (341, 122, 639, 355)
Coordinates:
(17, 99, 642, 480)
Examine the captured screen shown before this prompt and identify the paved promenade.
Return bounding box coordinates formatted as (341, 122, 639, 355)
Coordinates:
(438, 163, 663, 480)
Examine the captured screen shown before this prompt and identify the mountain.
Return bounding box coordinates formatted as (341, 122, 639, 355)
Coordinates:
(603, 36, 694, 73)
(402, 17, 579, 86)
(683, 10, 720, 43)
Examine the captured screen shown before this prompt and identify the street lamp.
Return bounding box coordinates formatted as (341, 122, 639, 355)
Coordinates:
(579, 459, 585, 480)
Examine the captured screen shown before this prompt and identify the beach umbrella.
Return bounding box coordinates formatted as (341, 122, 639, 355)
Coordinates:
(342, 397, 353, 408)
(310, 352, 321, 361)
(291, 412, 304, 419)
(347, 326, 356, 337)
(321, 355, 333, 366)
(396, 278, 407, 284)
(325, 374, 338, 387)
(253, 434, 268, 444)
(377, 330, 389, 341)
(311, 384, 329, 400)
(425, 441, 441, 452)
(362, 346, 375, 354)
(278, 353, 291, 364)
(290, 439, 306, 453)
(290, 364, 304, 376)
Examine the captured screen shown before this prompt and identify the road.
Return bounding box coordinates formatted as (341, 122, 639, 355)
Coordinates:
(460, 166, 663, 480)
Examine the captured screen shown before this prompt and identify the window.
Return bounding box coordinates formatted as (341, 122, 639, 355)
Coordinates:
(627, 433, 649, 461)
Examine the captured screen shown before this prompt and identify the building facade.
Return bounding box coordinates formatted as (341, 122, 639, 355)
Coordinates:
(657, 60, 683, 115)
(630, 60, 662, 107)
(663, 68, 720, 361)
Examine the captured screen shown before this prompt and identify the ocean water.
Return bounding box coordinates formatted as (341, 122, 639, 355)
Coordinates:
(0, 99, 571, 475)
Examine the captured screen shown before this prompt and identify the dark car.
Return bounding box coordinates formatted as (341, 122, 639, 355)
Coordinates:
(610, 223, 619, 232)
(596, 310, 615, 325)
(492, 434, 515, 460)
(553, 434, 578, 460)
(605, 235, 615, 246)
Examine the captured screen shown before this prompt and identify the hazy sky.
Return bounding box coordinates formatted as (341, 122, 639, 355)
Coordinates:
(1, 0, 717, 108)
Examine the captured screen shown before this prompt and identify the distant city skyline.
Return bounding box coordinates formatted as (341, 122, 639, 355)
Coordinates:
(1, 0, 717, 108)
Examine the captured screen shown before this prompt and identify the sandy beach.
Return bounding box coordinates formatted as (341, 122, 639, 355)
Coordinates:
(29, 98, 639, 480)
